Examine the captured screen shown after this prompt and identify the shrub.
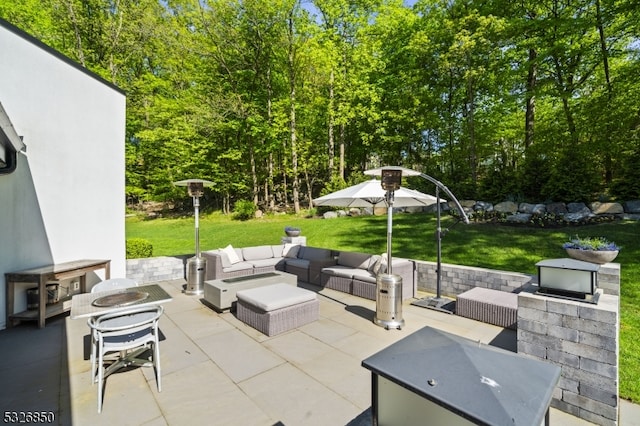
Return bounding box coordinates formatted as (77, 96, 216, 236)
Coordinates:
(233, 199, 257, 221)
(126, 238, 153, 259)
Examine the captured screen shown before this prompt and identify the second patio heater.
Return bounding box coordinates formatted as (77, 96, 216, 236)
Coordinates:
(373, 169, 405, 330)
(174, 179, 213, 295)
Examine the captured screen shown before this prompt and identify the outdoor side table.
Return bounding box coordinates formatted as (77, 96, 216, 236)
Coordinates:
(362, 326, 560, 426)
(5, 259, 111, 328)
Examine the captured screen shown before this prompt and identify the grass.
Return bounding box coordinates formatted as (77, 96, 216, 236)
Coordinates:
(126, 211, 640, 402)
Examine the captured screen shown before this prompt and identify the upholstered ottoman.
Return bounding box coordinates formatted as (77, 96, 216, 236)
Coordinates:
(236, 284, 319, 336)
(456, 287, 518, 329)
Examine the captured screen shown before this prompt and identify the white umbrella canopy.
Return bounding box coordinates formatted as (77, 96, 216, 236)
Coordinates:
(313, 179, 441, 208)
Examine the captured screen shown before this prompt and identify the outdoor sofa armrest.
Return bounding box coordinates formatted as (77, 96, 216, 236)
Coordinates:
(308, 257, 339, 285)
(201, 250, 224, 280)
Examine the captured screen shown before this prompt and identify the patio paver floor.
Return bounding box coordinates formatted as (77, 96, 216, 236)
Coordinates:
(2, 278, 639, 425)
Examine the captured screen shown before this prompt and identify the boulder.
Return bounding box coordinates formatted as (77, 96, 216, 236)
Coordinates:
(532, 204, 546, 215)
(546, 202, 568, 215)
(624, 200, 640, 213)
(425, 202, 451, 213)
(406, 206, 424, 213)
(323, 211, 338, 219)
(564, 211, 593, 223)
(505, 213, 531, 224)
(567, 202, 590, 214)
(495, 201, 518, 214)
(460, 200, 477, 208)
(474, 201, 494, 212)
(519, 203, 546, 215)
(590, 202, 624, 215)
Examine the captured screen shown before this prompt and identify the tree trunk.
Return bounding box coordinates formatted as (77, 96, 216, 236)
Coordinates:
(64, 0, 86, 67)
(288, 13, 300, 213)
(595, 0, 613, 184)
(525, 48, 537, 149)
(466, 73, 477, 187)
(328, 69, 335, 174)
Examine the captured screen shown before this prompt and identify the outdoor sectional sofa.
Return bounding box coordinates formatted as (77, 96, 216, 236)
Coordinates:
(202, 244, 416, 300)
(320, 251, 415, 300)
(202, 244, 336, 284)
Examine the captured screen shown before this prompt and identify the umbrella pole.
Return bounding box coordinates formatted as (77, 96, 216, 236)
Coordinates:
(436, 186, 442, 299)
(386, 189, 394, 274)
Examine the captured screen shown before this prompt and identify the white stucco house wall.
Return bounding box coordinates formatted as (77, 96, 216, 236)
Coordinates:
(0, 18, 126, 329)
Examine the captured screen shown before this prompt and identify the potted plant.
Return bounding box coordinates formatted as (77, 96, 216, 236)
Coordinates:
(284, 226, 301, 237)
(562, 236, 621, 264)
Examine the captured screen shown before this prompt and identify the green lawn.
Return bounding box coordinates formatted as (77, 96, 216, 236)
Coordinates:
(126, 211, 640, 402)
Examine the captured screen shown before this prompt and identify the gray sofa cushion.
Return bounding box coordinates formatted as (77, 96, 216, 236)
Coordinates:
(214, 249, 232, 268)
(248, 258, 283, 268)
(299, 246, 332, 261)
(243, 245, 275, 261)
(284, 258, 310, 269)
(322, 265, 356, 279)
(283, 243, 302, 258)
(338, 251, 372, 269)
(351, 268, 375, 280)
(271, 245, 285, 257)
(353, 273, 377, 284)
(222, 261, 253, 273)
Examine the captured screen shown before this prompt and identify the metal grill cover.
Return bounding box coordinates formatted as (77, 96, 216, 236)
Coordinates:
(362, 326, 560, 426)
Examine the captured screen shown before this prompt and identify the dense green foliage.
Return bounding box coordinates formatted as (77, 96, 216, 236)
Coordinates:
(2, 0, 639, 212)
(126, 212, 640, 401)
(125, 237, 153, 258)
(232, 199, 258, 221)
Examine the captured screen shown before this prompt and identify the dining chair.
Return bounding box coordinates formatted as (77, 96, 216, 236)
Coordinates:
(88, 305, 164, 413)
(91, 278, 138, 293)
(89, 278, 139, 377)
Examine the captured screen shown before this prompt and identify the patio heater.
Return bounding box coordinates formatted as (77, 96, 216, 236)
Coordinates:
(365, 166, 470, 314)
(373, 169, 405, 330)
(173, 179, 213, 295)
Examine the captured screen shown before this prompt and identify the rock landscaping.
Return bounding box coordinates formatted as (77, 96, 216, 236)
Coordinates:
(323, 199, 640, 227)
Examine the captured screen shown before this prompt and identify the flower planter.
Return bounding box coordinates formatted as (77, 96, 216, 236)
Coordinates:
(565, 248, 619, 264)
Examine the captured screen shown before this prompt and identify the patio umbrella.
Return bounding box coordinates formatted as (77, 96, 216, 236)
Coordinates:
(313, 178, 439, 209)
(313, 179, 439, 273)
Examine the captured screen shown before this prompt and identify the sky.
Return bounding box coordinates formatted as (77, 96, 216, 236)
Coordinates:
(301, 0, 419, 19)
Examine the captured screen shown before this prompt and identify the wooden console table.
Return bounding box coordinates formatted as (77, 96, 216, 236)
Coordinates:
(5, 259, 111, 328)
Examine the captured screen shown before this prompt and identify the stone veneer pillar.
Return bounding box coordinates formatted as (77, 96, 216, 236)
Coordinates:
(517, 286, 619, 426)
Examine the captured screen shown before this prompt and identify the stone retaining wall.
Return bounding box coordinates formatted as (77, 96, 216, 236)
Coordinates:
(415, 260, 534, 295)
(126, 255, 188, 283)
(518, 289, 619, 426)
(415, 259, 620, 298)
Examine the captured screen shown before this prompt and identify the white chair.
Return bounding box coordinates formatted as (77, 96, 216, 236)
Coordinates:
(88, 305, 164, 413)
(91, 278, 138, 293)
(89, 278, 139, 376)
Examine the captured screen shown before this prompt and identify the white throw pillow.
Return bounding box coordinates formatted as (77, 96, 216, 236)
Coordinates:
(375, 253, 388, 274)
(221, 244, 241, 264)
(282, 243, 301, 259)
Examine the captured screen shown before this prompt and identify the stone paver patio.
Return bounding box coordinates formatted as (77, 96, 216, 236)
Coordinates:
(2, 278, 639, 425)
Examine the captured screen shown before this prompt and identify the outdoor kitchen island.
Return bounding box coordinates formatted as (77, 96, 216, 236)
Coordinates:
(362, 326, 560, 426)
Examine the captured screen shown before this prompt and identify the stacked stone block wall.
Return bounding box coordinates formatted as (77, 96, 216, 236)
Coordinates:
(415, 260, 620, 298)
(126, 256, 187, 283)
(415, 260, 534, 296)
(518, 289, 619, 426)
